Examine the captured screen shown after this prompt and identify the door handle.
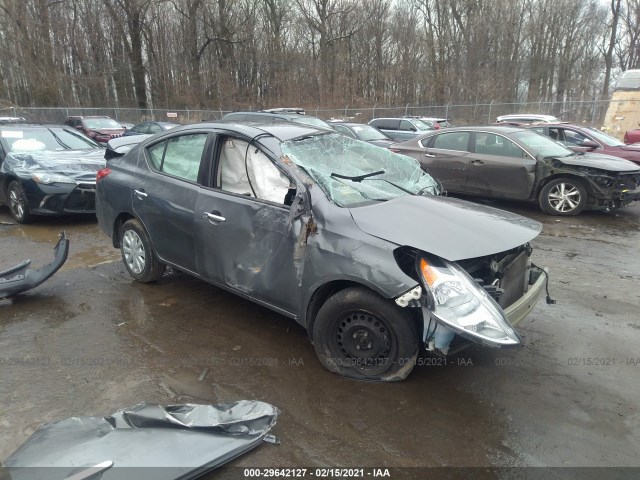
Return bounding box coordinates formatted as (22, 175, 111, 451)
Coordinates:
(134, 189, 148, 199)
(424, 153, 435, 158)
(471, 160, 484, 165)
(203, 212, 226, 223)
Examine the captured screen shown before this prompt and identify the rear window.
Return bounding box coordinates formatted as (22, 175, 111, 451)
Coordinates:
(433, 132, 471, 151)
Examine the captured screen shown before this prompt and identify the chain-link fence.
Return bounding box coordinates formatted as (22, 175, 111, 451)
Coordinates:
(4, 98, 636, 130)
(314, 98, 611, 125)
(3, 107, 231, 125)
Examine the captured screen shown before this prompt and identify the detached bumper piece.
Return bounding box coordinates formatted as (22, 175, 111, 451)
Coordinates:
(4, 400, 280, 480)
(0, 232, 69, 299)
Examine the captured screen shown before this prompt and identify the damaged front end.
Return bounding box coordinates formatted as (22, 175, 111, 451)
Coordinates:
(580, 168, 640, 210)
(394, 244, 550, 355)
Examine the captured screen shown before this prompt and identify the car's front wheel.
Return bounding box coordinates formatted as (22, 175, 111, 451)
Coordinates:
(538, 177, 587, 216)
(119, 218, 165, 282)
(7, 180, 32, 224)
(312, 287, 419, 381)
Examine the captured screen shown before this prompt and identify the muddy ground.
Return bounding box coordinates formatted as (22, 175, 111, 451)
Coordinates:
(1, 199, 639, 477)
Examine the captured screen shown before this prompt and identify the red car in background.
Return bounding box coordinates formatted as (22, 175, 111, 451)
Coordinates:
(527, 123, 640, 166)
(624, 128, 640, 144)
(64, 116, 125, 146)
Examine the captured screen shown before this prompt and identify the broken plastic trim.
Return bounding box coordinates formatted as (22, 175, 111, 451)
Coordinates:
(0, 231, 69, 299)
(395, 285, 422, 307)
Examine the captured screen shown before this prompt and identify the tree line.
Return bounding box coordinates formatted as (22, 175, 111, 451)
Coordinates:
(1, 0, 639, 111)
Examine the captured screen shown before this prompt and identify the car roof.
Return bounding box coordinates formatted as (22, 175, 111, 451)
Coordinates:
(426, 125, 527, 134)
(496, 114, 559, 121)
(333, 122, 371, 128)
(178, 121, 330, 142)
(0, 123, 71, 129)
(371, 117, 418, 121)
(223, 111, 315, 121)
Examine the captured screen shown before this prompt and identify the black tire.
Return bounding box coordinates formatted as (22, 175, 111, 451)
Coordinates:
(312, 287, 419, 381)
(538, 177, 587, 216)
(7, 180, 32, 224)
(119, 218, 165, 283)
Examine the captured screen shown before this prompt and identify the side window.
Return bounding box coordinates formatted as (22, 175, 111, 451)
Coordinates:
(433, 132, 471, 151)
(475, 133, 525, 158)
(562, 129, 590, 146)
(148, 124, 162, 134)
(145, 133, 207, 182)
(399, 120, 416, 132)
(372, 119, 398, 130)
(548, 127, 563, 142)
(217, 137, 293, 205)
(147, 141, 165, 170)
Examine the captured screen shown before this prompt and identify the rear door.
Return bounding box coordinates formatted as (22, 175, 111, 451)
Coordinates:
(421, 131, 472, 192)
(194, 133, 303, 314)
(465, 132, 536, 200)
(132, 131, 210, 273)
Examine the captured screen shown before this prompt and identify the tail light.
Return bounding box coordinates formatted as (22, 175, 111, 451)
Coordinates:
(96, 167, 111, 182)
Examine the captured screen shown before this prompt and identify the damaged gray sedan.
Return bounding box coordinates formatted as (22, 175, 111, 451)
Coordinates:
(96, 123, 549, 381)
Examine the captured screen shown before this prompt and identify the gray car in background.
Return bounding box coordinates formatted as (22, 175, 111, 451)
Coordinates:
(330, 121, 396, 148)
(368, 117, 435, 141)
(96, 123, 548, 381)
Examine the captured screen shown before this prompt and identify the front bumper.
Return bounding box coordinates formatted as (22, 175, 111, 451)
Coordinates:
(25, 180, 97, 215)
(504, 267, 548, 327)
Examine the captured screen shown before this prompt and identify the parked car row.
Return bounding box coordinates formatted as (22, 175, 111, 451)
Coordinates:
(3, 110, 640, 223)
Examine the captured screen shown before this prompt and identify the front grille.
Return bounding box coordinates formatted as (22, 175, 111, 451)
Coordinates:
(64, 185, 96, 212)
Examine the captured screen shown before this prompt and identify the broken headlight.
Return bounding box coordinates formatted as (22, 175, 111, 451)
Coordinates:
(32, 172, 75, 185)
(418, 256, 521, 346)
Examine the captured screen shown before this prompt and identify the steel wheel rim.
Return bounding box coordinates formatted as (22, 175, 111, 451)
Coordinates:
(122, 230, 145, 274)
(8, 185, 25, 219)
(334, 311, 396, 370)
(548, 183, 581, 212)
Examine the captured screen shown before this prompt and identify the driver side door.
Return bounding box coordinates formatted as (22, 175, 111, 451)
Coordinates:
(194, 134, 305, 315)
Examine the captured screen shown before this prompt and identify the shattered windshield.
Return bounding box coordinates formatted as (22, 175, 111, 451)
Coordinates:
(281, 133, 440, 207)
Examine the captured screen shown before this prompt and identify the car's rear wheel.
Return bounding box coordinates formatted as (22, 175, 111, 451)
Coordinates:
(539, 177, 587, 216)
(119, 218, 165, 283)
(7, 180, 32, 224)
(312, 287, 419, 381)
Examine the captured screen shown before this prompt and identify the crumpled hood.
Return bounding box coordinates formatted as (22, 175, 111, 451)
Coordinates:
(556, 152, 640, 172)
(349, 195, 542, 261)
(2, 149, 106, 182)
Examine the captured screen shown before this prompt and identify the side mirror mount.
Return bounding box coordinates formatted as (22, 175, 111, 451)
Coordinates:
(581, 139, 598, 150)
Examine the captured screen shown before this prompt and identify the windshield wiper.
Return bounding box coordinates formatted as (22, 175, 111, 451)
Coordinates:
(330, 170, 385, 182)
(47, 128, 71, 149)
